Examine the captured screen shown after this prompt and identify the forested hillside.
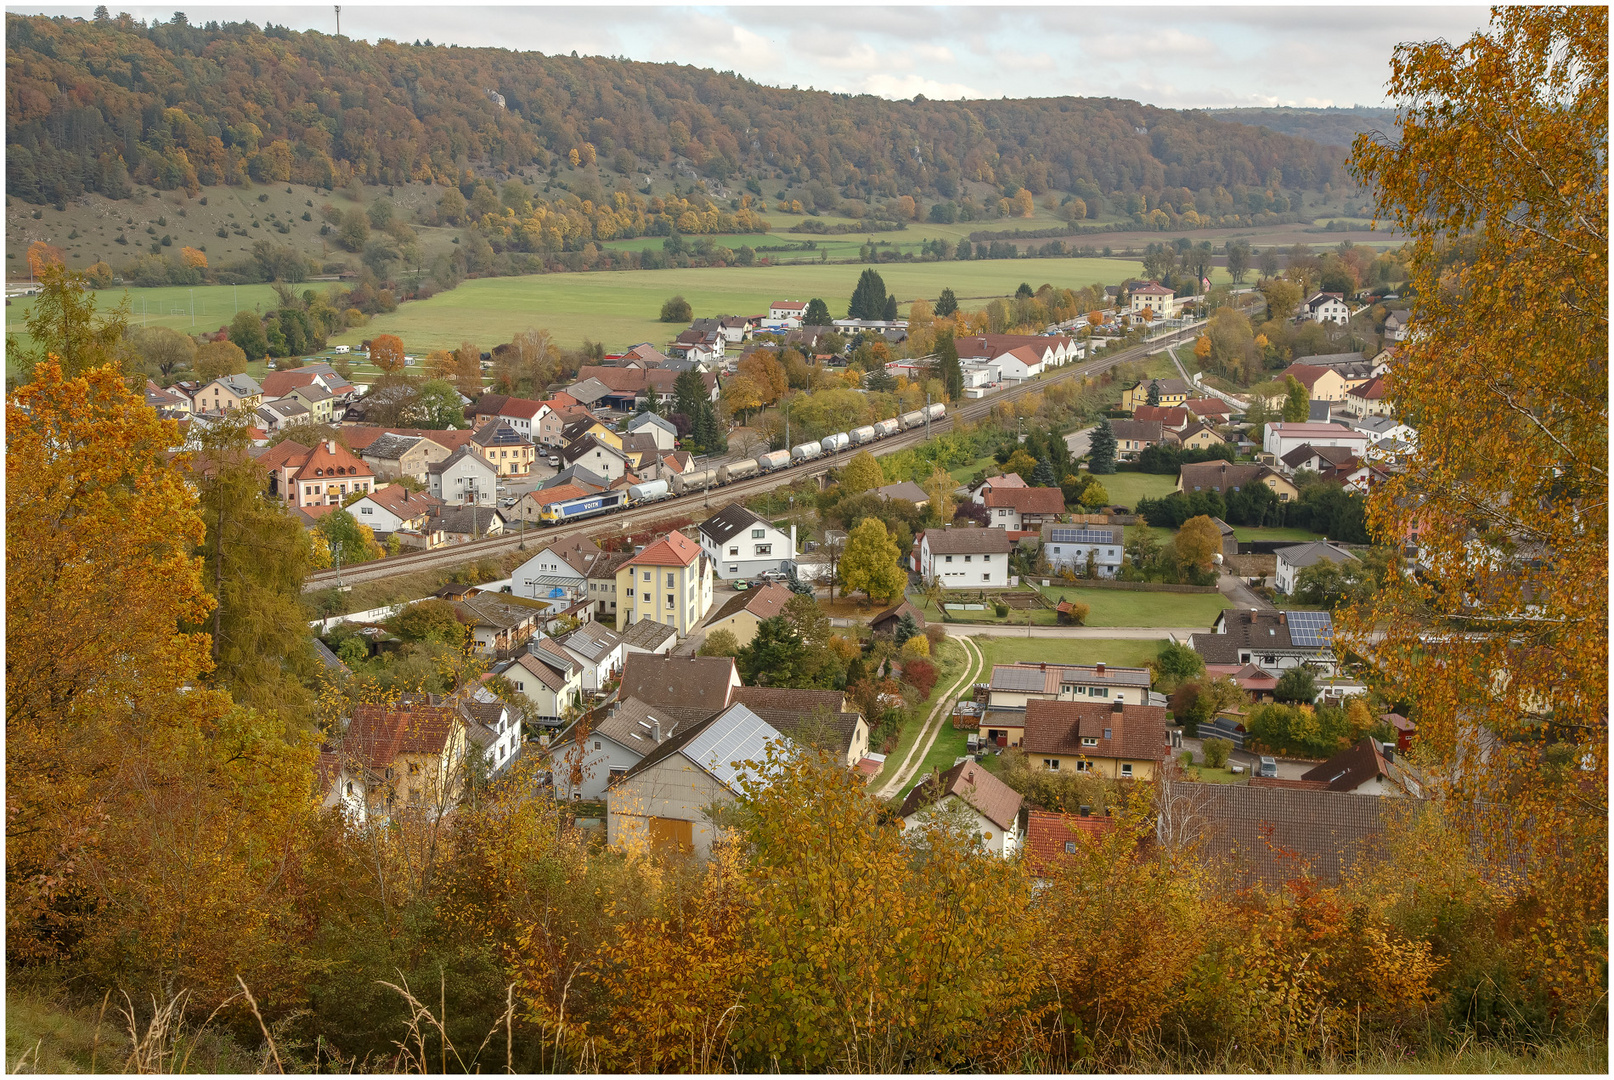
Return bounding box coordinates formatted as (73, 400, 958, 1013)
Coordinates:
(8, 11, 1343, 214)
(1207, 107, 1401, 147)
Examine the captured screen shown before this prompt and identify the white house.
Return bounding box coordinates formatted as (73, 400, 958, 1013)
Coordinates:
(511, 535, 610, 612)
(625, 411, 679, 452)
(1129, 281, 1174, 316)
(462, 693, 523, 776)
(897, 759, 1025, 857)
(550, 695, 693, 802)
(768, 300, 807, 328)
(990, 345, 1044, 382)
(1303, 292, 1351, 325)
(559, 436, 629, 482)
(1262, 422, 1370, 461)
(969, 472, 1027, 505)
(1275, 541, 1361, 595)
(427, 447, 500, 506)
(346, 484, 444, 536)
(1384, 310, 1412, 342)
(915, 527, 1015, 588)
(491, 638, 585, 727)
(555, 622, 625, 693)
(698, 502, 796, 581)
(607, 703, 785, 859)
(1040, 523, 1125, 578)
(497, 398, 551, 440)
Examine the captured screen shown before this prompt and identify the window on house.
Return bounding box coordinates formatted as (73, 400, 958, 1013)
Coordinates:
(1121, 763, 1134, 777)
(1076, 760, 1092, 772)
(754, 544, 771, 556)
(1093, 687, 1109, 698)
(643, 571, 651, 582)
(945, 555, 953, 563)
(964, 555, 972, 563)
(666, 594, 675, 609)
(666, 572, 674, 588)
(751, 528, 765, 538)
(729, 546, 739, 556)
(1103, 728, 1112, 739)
(593, 741, 601, 751)
(1044, 759, 1059, 771)
(1082, 737, 1099, 747)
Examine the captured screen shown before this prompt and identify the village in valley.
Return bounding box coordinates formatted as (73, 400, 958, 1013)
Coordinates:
(175, 271, 1422, 880)
(8, 6, 1602, 1071)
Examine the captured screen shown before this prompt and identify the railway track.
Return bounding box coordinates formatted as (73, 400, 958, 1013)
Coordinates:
(302, 324, 1200, 593)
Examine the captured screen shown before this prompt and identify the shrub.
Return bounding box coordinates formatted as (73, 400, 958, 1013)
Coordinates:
(991, 600, 1010, 618)
(1202, 737, 1231, 769)
(923, 624, 946, 649)
(659, 294, 692, 322)
(901, 658, 937, 699)
(698, 628, 740, 657)
(900, 635, 930, 659)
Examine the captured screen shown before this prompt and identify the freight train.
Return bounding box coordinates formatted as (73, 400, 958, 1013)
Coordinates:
(537, 402, 947, 524)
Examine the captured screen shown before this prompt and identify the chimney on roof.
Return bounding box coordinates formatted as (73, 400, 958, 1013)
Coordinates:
(327, 439, 337, 453)
(1095, 662, 1105, 676)
(652, 718, 662, 742)
(1112, 699, 1124, 714)
(1278, 612, 1287, 625)
(1039, 662, 1046, 671)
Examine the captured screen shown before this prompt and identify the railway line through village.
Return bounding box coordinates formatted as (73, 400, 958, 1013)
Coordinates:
(302, 323, 1202, 593)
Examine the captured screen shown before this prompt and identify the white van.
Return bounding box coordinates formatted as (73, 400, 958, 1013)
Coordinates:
(333, 344, 351, 354)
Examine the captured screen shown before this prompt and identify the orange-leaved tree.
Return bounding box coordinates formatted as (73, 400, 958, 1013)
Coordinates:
(1345, 6, 1607, 1018)
(369, 332, 406, 373)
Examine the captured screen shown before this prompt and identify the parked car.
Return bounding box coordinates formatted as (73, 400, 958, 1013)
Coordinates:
(1257, 756, 1278, 778)
(758, 569, 787, 583)
(732, 580, 750, 591)
(547, 455, 560, 467)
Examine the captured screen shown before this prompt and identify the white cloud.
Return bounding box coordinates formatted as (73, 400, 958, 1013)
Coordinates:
(859, 72, 984, 101)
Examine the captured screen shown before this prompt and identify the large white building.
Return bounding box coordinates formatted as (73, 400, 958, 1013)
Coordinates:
(1262, 422, 1371, 461)
(697, 502, 797, 581)
(914, 527, 1015, 588)
(1040, 523, 1125, 578)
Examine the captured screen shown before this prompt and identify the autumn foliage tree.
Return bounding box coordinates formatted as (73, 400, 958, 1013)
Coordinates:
(1342, 6, 1608, 1017)
(369, 333, 406, 374)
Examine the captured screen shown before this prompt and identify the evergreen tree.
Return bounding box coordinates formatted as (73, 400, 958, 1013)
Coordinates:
(1147, 380, 1161, 406)
(882, 294, 899, 321)
(848, 268, 889, 319)
(1087, 419, 1118, 475)
(1031, 456, 1057, 488)
(641, 385, 661, 415)
(936, 330, 963, 401)
(892, 612, 920, 647)
(736, 616, 807, 688)
(1015, 282, 1034, 299)
(673, 368, 706, 420)
(803, 298, 831, 326)
(956, 240, 972, 260)
(935, 287, 958, 318)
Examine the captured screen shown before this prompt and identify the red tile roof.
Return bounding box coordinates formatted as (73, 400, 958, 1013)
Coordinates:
(360, 484, 444, 520)
(1133, 405, 1189, 427)
(983, 485, 1066, 514)
(1022, 699, 1169, 762)
(624, 529, 703, 569)
(1025, 810, 1115, 874)
(1280, 363, 1331, 391)
(343, 703, 460, 769)
(289, 440, 374, 484)
(898, 759, 1023, 830)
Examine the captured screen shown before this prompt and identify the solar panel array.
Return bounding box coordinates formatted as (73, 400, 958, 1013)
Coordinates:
(991, 665, 1049, 692)
(683, 704, 786, 789)
(1049, 528, 1120, 544)
(1285, 610, 1334, 648)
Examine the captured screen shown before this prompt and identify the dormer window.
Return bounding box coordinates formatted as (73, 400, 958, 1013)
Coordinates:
(315, 468, 324, 476)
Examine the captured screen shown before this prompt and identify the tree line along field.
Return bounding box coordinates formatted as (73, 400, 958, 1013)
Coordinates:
(316, 257, 1150, 355)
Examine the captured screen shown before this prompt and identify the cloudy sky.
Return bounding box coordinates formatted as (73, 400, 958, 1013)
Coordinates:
(26, 3, 1492, 109)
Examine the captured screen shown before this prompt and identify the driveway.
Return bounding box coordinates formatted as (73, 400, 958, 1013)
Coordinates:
(1218, 571, 1273, 612)
(1064, 426, 1094, 459)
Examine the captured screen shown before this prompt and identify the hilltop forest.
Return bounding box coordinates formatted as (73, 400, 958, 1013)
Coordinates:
(8, 11, 1344, 217)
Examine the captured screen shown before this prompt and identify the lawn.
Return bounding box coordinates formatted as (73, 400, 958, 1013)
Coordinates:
(1231, 525, 1328, 543)
(872, 636, 974, 784)
(319, 257, 1146, 354)
(1036, 586, 1229, 628)
(1182, 765, 1248, 785)
(948, 453, 999, 487)
(969, 635, 1166, 672)
(1087, 470, 1178, 508)
(900, 724, 973, 797)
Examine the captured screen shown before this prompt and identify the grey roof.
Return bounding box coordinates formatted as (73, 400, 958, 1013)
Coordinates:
(216, 373, 263, 397)
(566, 377, 614, 405)
(626, 411, 678, 436)
(561, 434, 626, 467)
(432, 504, 506, 537)
(1298, 351, 1370, 369)
(1192, 610, 1334, 664)
(292, 382, 334, 403)
(923, 527, 1014, 555)
(680, 704, 786, 790)
(1350, 415, 1406, 436)
(619, 653, 737, 716)
(698, 501, 773, 545)
(1111, 419, 1165, 443)
(427, 445, 497, 476)
(1172, 783, 1391, 888)
(874, 481, 929, 504)
(991, 666, 1048, 693)
(1042, 524, 1125, 545)
(363, 433, 423, 461)
(619, 617, 678, 651)
(1307, 400, 1333, 422)
(558, 622, 623, 663)
(310, 637, 351, 675)
(1277, 541, 1360, 570)
(593, 696, 689, 754)
(542, 464, 612, 491)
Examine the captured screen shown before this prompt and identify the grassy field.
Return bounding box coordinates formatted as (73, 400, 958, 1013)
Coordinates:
(970, 635, 1165, 671)
(1231, 525, 1328, 543)
(1088, 470, 1178, 507)
(873, 636, 971, 774)
(900, 724, 973, 797)
(1037, 586, 1229, 628)
(316, 257, 1145, 354)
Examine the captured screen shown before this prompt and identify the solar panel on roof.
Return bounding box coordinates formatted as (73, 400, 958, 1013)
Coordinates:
(991, 666, 1048, 692)
(1284, 610, 1334, 648)
(682, 705, 786, 789)
(1049, 528, 1118, 544)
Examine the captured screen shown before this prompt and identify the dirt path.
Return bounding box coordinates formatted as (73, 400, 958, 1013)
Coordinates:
(874, 634, 985, 800)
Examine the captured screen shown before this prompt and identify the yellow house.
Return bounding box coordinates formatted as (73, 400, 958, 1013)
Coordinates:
(615, 530, 714, 638)
(193, 373, 264, 415)
(1121, 377, 1193, 412)
(1177, 461, 1300, 504)
(1021, 698, 1169, 781)
(333, 702, 468, 824)
(1174, 422, 1227, 451)
(562, 415, 623, 451)
(470, 419, 537, 477)
(701, 582, 794, 647)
